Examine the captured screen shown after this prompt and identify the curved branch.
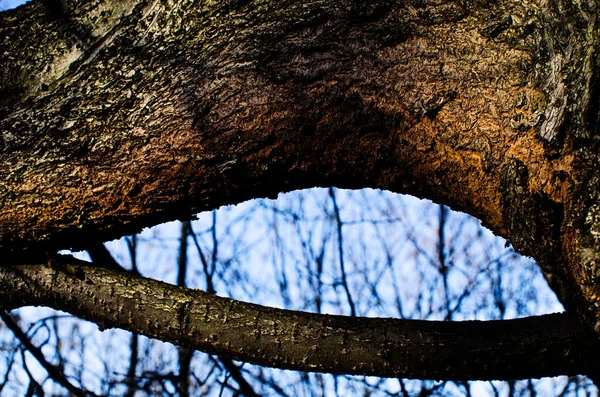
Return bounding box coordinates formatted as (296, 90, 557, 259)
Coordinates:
(1, 256, 599, 381)
(2, 0, 600, 329)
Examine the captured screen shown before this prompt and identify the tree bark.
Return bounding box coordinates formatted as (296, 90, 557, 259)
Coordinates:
(1, 0, 600, 379)
(2, 255, 600, 381)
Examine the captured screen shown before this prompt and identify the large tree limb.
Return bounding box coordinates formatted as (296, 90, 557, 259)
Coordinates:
(2, 0, 600, 382)
(1, 0, 599, 329)
(1, 256, 599, 381)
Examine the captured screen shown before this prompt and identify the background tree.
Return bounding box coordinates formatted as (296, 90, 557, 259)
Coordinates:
(2, 0, 600, 393)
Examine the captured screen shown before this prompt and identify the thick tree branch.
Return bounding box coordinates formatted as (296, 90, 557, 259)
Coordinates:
(0, 0, 596, 329)
(1, 0, 599, 328)
(1, 256, 599, 381)
(2, 0, 600, 385)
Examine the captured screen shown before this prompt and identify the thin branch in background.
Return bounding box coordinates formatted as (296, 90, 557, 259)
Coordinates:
(21, 348, 43, 397)
(0, 341, 17, 395)
(125, 333, 139, 397)
(211, 210, 218, 280)
(178, 221, 189, 288)
(270, 201, 292, 308)
(329, 187, 356, 317)
(125, 235, 139, 397)
(437, 205, 452, 320)
(218, 369, 233, 397)
(188, 223, 214, 294)
(87, 242, 126, 272)
(220, 359, 261, 397)
(0, 311, 92, 397)
(51, 316, 63, 376)
(126, 235, 139, 275)
(178, 221, 193, 397)
(314, 244, 325, 314)
(250, 368, 292, 397)
(189, 219, 260, 397)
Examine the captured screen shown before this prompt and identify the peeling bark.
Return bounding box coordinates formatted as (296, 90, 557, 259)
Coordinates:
(1, 0, 600, 380)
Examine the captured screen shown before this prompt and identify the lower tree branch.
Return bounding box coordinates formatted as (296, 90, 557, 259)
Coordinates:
(1, 256, 599, 381)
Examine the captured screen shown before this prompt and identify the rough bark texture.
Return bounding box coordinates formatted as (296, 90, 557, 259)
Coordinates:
(2, 256, 600, 381)
(1, 0, 600, 380)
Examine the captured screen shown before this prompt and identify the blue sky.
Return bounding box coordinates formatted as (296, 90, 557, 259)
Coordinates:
(0, 0, 29, 11)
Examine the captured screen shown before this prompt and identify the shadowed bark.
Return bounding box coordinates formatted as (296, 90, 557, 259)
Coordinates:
(1, 256, 600, 381)
(1, 0, 600, 381)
